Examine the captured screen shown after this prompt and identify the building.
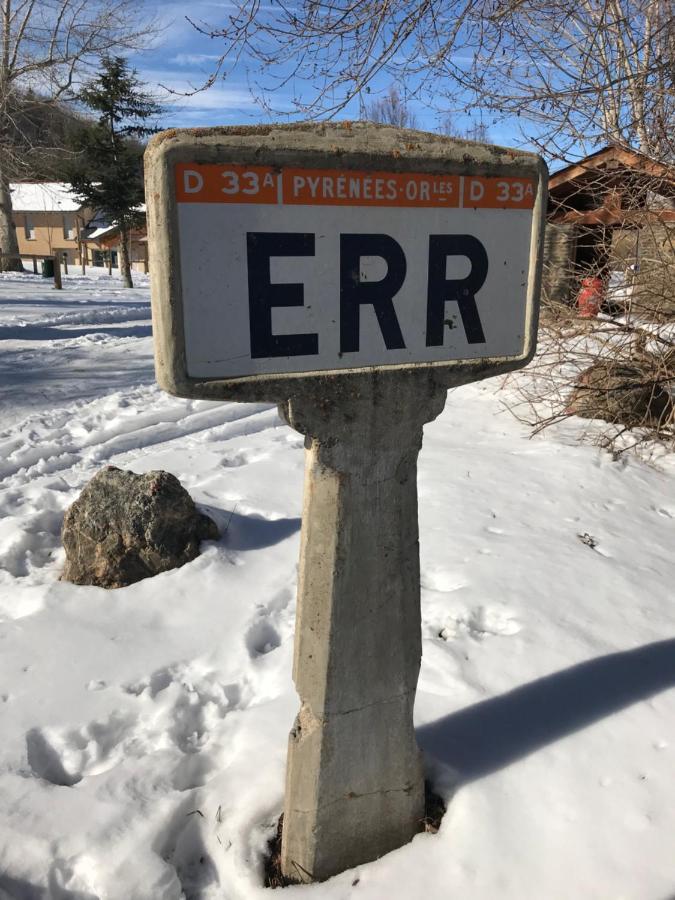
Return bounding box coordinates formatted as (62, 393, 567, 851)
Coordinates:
(9, 182, 148, 273)
(80, 220, 149, 273)
(543, 145, 675, 312)
(10, 182, 87, 266)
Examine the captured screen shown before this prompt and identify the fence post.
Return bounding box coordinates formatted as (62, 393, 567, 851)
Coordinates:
(53, 254, 62, 290)
(32, 255, 38, 274)
(107, 250, 112, 276)
(143, 242, 149, 274)
(62, 252, 68, 276)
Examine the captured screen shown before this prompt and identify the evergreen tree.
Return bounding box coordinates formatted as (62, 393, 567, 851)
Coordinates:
(69, 57, 160, 288)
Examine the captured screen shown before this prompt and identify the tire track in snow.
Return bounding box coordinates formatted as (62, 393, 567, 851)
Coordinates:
(0, 304, 151, 336)
(0, 386, 277, 483)
(0, 385, 281, 591)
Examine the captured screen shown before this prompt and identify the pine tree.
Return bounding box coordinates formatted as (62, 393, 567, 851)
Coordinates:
(69, 57, 160, 288)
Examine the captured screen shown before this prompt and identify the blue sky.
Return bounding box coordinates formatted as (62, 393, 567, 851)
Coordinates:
(129, 0, 617, 173)
(131, 2, 271, 128)
(132, 1, 526, 150)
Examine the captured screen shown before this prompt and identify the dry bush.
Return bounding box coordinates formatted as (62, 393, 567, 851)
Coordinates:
(509, 157, 675, 456)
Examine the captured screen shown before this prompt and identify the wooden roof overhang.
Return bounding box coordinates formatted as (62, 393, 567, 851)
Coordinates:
(547, 145, 675, 226)
(550, 208, 675, 226)
(549, 145, 675, 191)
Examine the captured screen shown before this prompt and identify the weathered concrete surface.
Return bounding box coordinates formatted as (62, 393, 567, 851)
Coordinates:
(278, 376, 447, 881)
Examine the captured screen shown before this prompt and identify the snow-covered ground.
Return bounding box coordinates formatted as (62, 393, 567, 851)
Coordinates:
(0, 271, 673, 900)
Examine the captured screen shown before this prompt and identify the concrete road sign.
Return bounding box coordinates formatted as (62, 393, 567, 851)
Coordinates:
(175, 164, 534, 378)
(146, 124, 547, 883)
(146, 124, 546, 403)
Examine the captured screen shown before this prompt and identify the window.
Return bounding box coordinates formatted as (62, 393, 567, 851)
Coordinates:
(63, 216, 76, 240)
(24, 217, 35, 240)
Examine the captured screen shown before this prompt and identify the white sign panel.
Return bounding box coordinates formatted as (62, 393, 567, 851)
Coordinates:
(174, 164, 537, 379)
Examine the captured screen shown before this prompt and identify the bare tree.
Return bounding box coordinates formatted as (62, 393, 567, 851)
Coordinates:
(191, 0, 674, 455)
(365, 84, 418, 128)
(438, 110, 490, 142)
(194, 0, 673, 162)
(457, 0, 675, 162)
(365, 89, 491, 138)
(0, 0, 154, 271)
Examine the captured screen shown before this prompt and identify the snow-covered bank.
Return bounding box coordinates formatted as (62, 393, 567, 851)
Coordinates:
(0, 275, 673, 899)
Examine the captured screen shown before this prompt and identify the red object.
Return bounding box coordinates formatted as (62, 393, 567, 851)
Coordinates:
(577, 277, 604, 317)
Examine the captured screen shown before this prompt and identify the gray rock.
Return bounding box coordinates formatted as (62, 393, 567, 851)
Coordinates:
(61, 466, 219, 588)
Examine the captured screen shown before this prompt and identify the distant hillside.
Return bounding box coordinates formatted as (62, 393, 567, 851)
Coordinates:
(5, 92, 98, 182)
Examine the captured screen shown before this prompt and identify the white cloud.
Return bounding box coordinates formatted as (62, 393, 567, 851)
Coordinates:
(169, 53, 223, 67)
(137, 67, 245, 100)
(163, 84, 258, 110)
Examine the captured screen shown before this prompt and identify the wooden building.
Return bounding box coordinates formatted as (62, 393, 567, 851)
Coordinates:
(80, 222, 149, 273)
(543, 145, 675, 310)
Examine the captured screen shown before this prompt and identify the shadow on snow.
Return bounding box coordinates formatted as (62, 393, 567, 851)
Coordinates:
(417, 638, 675, 782)
(205, 506, 302, 552)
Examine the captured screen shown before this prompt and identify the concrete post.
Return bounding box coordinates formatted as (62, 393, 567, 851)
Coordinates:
(279, 375, 447, 882)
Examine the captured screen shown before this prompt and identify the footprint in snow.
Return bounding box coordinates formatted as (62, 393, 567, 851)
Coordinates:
(245, 618, 282, 657)
(123, 663, 247, 754)
(168, 673, 244, 754)
(421, 567, 468, 594)
(265, 585, 294, 614)
(27, 663, 251, 790)
(25, 710, 136, 786)
(439, 606, 522, 641)
(219, 449, 263, 468)
(0, 511, 64, 578)
(122, 665, 174, 699)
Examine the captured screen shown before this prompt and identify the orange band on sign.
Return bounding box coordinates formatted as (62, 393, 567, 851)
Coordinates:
(175, 163, 279, 204)
(463, 176, 536, 209)
(175, 163, 535, 209)
(282, 168, 460, 207)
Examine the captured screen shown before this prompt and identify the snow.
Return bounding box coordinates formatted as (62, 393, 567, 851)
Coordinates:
(83, 226, 119, 241)
(10, 183, 82, 213)
(0, 271, 674, 899)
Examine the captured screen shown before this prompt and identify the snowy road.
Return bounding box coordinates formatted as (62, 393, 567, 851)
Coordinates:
(0, 272, 153, 423)
(0, 271, 674, 899)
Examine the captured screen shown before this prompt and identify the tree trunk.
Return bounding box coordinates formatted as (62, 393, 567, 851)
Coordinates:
(0, 173, 23, 272)
(119, 223, 133, 288)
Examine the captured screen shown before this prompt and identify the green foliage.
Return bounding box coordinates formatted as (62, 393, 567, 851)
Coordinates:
(69, 57, 160, 227)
